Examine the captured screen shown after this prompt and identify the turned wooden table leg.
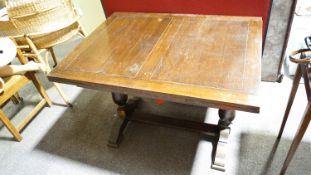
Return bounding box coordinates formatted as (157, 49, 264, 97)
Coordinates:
(108, 93, 128, 148)
(212, 109, 235, 171)
(108, 93, 140, 148)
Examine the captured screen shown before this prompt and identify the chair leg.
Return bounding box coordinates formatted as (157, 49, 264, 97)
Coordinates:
(279, 102, 311, 175)
(48, 47, 58, 67)
(53, 83, 72, 107)
(14, 92, 23, 102)
(78, 24, 87, 38)
(24, 36, 72, 107)
(277, 67, 302, 139)
(27, 73, 53, 107)
(10, 92, 23, 104)
(0, 110, 22, 141)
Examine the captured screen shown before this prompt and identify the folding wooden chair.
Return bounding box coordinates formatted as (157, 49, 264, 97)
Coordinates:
(0, 41, 52, 141)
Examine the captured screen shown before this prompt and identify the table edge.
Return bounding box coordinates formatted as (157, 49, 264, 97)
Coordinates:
(48, 74, 260, 113)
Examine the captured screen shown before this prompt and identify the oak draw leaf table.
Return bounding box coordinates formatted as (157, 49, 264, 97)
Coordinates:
(48, 12, 262, 171)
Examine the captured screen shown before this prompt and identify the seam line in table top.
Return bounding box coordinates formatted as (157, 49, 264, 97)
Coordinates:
(241, 22, 250, 90)
(134, 17, 174, 79)
(63, 16, 119, 71)
(149, 18, 185, 80)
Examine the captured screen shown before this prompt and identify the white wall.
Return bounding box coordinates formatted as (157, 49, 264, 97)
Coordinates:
(73, 0, 106, 36)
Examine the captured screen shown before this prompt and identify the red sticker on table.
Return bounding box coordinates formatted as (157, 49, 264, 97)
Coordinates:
(155, 99, 165, 105)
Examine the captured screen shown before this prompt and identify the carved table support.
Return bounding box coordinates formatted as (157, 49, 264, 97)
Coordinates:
(109, 94, 236, 172)
(108, 93, 140, 148)
(212, 109, 235, 171)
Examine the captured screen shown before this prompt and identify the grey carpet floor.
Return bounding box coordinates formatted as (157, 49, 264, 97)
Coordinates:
(0, 37, 310, 175)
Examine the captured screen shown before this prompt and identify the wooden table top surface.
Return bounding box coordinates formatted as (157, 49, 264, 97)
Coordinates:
(48, 12, 262, 113)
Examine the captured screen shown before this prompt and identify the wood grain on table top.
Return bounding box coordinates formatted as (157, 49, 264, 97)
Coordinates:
(48, 12, 262, 113)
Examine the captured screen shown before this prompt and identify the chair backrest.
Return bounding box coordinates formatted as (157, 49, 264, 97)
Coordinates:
(0, 0, 79, 37)
(101, 0, 272, 40)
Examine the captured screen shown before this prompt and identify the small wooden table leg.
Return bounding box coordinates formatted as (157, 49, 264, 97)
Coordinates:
(108, 93, 128, 147)
(108, 93, 140, 147)
(277, 66, 302, 139)
(212, 109, 235, 171)
(279, 102, 311, 175)
(108, 107, 129, 148)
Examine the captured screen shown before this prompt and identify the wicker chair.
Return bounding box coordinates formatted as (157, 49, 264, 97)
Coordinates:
(2, 0, 85, 66)
(0, 0, 86, 106)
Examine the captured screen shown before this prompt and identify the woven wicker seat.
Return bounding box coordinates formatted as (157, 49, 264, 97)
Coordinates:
(3, 0, 80, 34)
(15, 22, 81, 49)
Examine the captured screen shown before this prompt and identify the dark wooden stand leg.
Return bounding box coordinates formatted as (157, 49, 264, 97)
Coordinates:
(212, 109, 235, 171)
(108, 93, 140, 148)
(108, 93, 128, 148)
(277, 67, 302, 139)
(10, 92, 23, 104)
(279, 103, 311, 175)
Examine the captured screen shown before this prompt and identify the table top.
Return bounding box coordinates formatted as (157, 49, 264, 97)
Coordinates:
(48, 12, 262, 113)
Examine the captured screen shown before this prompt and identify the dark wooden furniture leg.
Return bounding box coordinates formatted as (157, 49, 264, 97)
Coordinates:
(48, 47, 58, 68)
(279, 102, 311, 175)
(277, 67, 302, 139)
(108, 93, 140, 147)
(212, 109, 235, 171)
(108, 93, 128, 147)
(10, 92, 23, 104)
(108, 94, 237, 171)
